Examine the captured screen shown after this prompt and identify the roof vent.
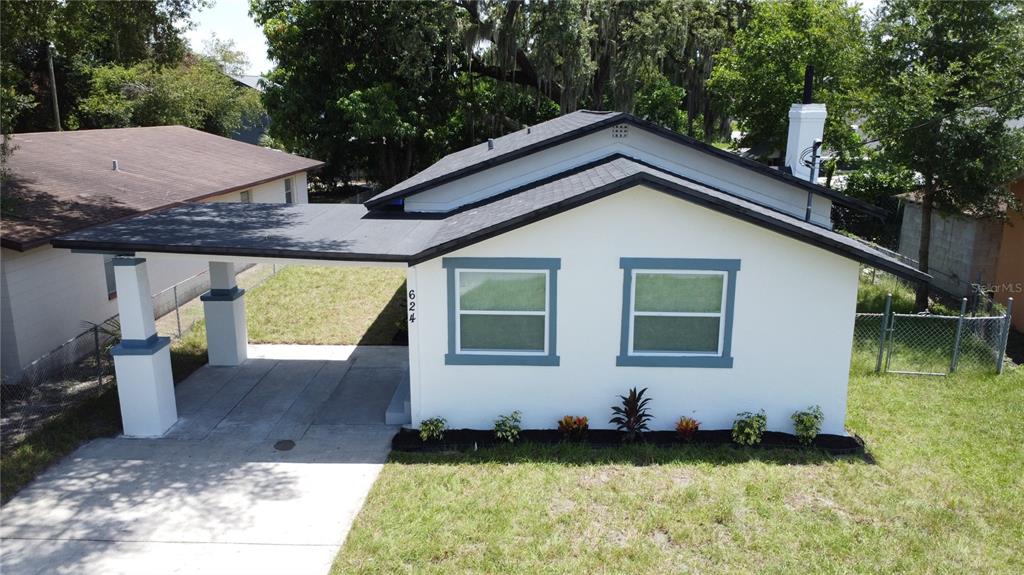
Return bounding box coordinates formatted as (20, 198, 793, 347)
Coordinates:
(527, 126, 532, 134)
(612, 124, 629, 139)
(487, 138, 495, 150)
(112, 160, 119, 171)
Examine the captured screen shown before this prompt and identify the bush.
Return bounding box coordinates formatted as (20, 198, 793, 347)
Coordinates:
(791, 406, 824, 446)
(675, 416, 700, 442)
(732, 410, 767, 446)
(610, 387, 653, 442)
(419, 417, 447, 442)
(494, 411, 522, 443)
(557, 415, 589, 441)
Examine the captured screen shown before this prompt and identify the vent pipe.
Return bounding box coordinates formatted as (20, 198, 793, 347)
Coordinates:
(487, 138, 495, 150)
(802, 65, 815, 104)
(112, 160, 119, 171)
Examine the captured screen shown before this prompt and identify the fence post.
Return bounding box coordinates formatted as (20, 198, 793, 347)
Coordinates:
(93, 325, 102, 386)
(950, 297, 968, 373)
(996, 297, 1014, 375)
(876, 293, 892, 374)
(174, 284, 182, 337)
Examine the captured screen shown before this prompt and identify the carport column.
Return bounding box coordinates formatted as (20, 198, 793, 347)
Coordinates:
(201, 261, 248, 366)
(110, 257, 177, 437)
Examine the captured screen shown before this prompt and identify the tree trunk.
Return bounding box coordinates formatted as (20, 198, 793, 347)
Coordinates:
(914, 183, 935, 311)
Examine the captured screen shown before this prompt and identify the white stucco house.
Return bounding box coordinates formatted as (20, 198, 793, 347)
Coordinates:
(1, 126, 322, 384)
(52, 101, 927, 438)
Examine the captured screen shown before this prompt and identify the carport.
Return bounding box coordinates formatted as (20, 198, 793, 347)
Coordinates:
(52, 202, 432, 437)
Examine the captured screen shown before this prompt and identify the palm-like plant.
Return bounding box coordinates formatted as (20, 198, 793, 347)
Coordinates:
(610, 387, 653, 442)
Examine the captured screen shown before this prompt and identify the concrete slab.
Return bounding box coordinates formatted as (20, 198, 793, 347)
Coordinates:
(1, 346, 408, 575)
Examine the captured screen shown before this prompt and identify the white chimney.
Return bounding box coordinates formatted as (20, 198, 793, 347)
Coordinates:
(785, 65, 827, 182)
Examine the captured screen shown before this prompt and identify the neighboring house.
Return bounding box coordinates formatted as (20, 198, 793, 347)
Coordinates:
(898, 179, 1024, 330)
(1, 126, 322, 383)
(228, 74, 270, 145)
(55, 102, 926, 438)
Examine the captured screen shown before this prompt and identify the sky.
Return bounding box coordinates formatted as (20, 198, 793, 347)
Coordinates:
(185, 0, 272, 76)
(186, 0, 885, 77)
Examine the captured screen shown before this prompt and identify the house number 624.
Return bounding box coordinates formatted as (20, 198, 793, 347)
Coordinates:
(407, 289, 416, 323)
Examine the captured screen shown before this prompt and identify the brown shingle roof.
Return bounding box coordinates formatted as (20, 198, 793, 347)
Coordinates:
(1, 126, 323, 250)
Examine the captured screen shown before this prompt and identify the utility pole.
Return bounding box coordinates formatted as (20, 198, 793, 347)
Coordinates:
(47, 42, 61, 131)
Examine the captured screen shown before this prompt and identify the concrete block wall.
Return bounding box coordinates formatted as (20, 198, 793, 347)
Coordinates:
(898, 202, 1004, 296)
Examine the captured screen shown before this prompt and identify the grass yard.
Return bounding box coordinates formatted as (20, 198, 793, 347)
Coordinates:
(246, 266, 407, 345)
(334, 363, 1024, 574)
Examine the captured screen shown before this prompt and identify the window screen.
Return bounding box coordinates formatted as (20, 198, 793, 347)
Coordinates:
(629, 271, 726, 355)
(457, 270, 547, 353)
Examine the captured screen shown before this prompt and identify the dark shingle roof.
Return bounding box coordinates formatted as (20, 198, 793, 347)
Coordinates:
(364, 110, 883, 216)
(2, 126, 323, 250)
(53, 156, 927, 282)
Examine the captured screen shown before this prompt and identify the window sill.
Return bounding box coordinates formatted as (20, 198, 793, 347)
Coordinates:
(445, 353, 560, 366)
(616, 355, 733, 368)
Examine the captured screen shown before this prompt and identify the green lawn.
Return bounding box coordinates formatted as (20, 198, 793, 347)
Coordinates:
(245, 266, 407, 345)
(334, 363, 1024, 574)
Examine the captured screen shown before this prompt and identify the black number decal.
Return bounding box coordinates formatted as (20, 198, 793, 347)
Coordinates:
(408, 290, 416, 323)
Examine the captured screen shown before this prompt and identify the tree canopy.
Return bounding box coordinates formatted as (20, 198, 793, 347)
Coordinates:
(861, 0, 1024, 307)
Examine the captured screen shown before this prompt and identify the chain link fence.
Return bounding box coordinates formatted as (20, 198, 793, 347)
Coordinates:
(1, 263, 281, 451)
(854, 291, 1014, 377)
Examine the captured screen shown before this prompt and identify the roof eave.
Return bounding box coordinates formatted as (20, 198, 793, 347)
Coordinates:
(408, 172, 928, 284)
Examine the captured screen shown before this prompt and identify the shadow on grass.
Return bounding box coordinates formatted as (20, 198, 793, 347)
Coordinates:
(358, 281, 408, 346)
(388, 440, 874, 467)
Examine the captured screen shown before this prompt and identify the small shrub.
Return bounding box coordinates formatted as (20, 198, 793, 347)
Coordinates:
(791, 406, 824, 446)
(419, 417, 447, 442)
(732, 410, 767, 446)
(610, 387, 653, 442)
(494, 411, 522, 443)
(675, 416, 700, 442)
(557, 415, 589, 441)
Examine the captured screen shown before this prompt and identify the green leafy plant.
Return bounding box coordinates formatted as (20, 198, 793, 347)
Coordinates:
(610, 387, 653, 442)
(791, 406, 824, 446)
(494, 411, 522, 443)
(732, 410, 767, 446)
(419, 417, 447, 442)
(675, 416, 700, 442)
(557, 415, 589, 441)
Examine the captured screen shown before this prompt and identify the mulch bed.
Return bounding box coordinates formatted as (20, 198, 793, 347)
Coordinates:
(392, 428, 865, 455)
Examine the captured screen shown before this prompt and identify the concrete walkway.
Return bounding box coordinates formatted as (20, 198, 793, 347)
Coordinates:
(1, 346, 408, 575)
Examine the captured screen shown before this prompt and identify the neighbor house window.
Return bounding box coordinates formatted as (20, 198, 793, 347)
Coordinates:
(103, 254, 117, 299)
(617, 258, 739, 368)
(443, 257, 560, 366)
(240, 190, 252, 203)
(284, 178, 293, 204)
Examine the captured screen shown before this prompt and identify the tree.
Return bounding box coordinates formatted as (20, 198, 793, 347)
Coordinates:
(863, 0, 1024, 309)
(709, 0, 866, 161)
(202, 35, 252, 76)
(0, 0, 206, 133)
(252, 0, 749, 187)
(252, 0, 466, 186)
(73, 56, 264, 137)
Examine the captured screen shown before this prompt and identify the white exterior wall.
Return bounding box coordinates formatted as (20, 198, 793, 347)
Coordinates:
(202, 173, 308, 204)
(408, 186, 859, 435)
(0, 246, 204, 375)
(404, 127, 833, 227)
(1, 173, 309, 379)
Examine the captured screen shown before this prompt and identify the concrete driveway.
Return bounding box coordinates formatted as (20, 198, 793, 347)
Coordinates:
(1, 345, 406, 575)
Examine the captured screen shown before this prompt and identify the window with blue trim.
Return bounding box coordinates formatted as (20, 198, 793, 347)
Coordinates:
(443, 257, 560, 366)
(617, 258, 739, 368)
